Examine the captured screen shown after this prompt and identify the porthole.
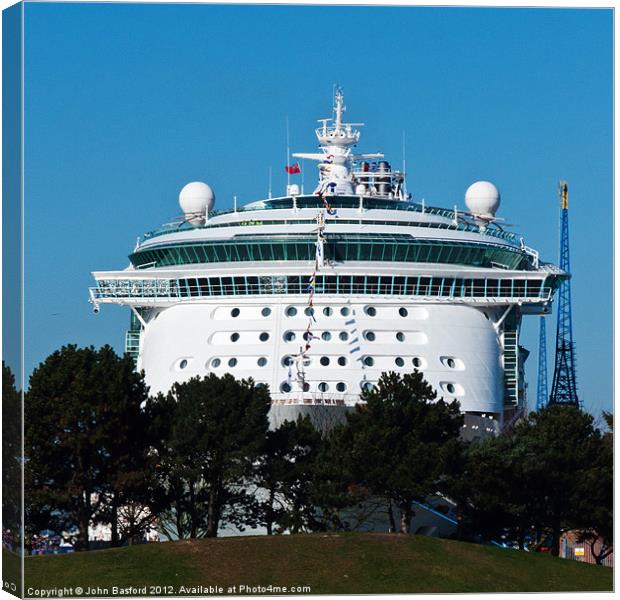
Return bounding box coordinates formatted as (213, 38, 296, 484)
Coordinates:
(318, 382, 329, 392)
(336, 382, 347, 392)
(280, 382, 292, 393)
(320, 356, 330, 366)
(179, 359, 188, 369)
(230, 332, 240, 342)
(304, 307, 315, 317)
(365, 306, 376, 317)
(363, 356, 374, 367)
(337, 356, 347, 366)
(210, 358, 221, 368)
(302, 382, 310, 392)
(257, 357, 268, 367)
(361, 381, 374, 392)
(412, 357, 422, 368)
(323, 307, 333, 316)
(340, 307, 350, 317)
(322, 331, 332, 341)
(283, 331, 296, 342)
(286, 306, 298, 317)
(262, 307, 272, 317)
(259, 332, 270, 342)
(231, 308, 240, 318)
(282, 355, 294, 367)
(395, 357, 405, 367)
(446, 358, 456, 368)
(399, 307, 408, 317)
(339, 331, 349, 341)
(364, 331, 376, 342)
(303, 331, 311, 341)
(446, 383, 456, 394)
(396, 332, 405, 342)
(228, 358, 238, 368)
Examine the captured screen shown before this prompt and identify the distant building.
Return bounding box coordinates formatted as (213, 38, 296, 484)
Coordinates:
(559, 530, 613, 567)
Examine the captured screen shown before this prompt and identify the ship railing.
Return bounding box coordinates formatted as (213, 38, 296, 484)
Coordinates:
(90, 281, 554, 303)
(139, 197, 519, 244)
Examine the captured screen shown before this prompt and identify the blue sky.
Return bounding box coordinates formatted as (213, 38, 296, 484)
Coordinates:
(22, 4, 612, 418)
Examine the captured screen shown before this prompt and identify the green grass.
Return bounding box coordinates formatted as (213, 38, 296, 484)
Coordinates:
(23, 533, 612, 596)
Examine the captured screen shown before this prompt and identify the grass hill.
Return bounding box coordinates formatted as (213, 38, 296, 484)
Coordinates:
(22, 533, 612, 595)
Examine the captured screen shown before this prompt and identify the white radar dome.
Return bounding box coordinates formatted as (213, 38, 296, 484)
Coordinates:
(179, 181, 215, 221)
(464, 181, 500, 217)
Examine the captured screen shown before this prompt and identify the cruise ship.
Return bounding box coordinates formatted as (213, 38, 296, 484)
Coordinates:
(90, 89, 565, 438)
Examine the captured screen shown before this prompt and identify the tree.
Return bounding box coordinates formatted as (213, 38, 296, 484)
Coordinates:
(25, 345, 154, 550)
(574, 411, 613, 565)
(454, 405, 609, 556)
(337, 371, 463, 534)
(449, 432, 542, 549)
(151, 374, 270, 538)
(255, 416, 324, 534)
(3, 362, 22, 551)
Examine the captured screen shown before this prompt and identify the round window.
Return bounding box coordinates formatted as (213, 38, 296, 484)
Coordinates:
(340, 307, 350, 317)
(262, 307, 272, 317)
(228, 358, 238, 367)
(280, 382, 292, 393)
(396, 332, 405, 342)
(303, 331, 311, 341)
(364, 331, 376, 341)
(412, 357, 422, 368)
(447, 358, 456, 368)
(179, 359, 188, 369)
(284, 331, 296, 342)
(363, 356, 374, 367)
(361, 381, 374, 392)
(399, 307, 408, 317)
(211, 358, 221, 368)
(320, 356, 330, 366)
(257, 357, 268, 367)
(231, 308, 240, 317)
(282, 355, 293, 367)
(337, 356, 347, 366)
(302, 382, 310, 392)
(336, 382, 347, 392)
(395, 357, 405, 367)
(446, 383, 456, 394)
(304, 307, 315, 317)
(318, 382, 329, 392)
(365, 306, 377, 316)
(286, 306, 298, 317)
(323, 307, 333, 316)
(322, 331, 332, 341)
(259, 332, 270, 342)
(339, 331, 349, 341)
(230, 332, 240, 342)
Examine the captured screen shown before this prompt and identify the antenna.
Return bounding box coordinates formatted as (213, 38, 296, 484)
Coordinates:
(402, 130, 407, 199)
(268, 167, 272, 199)
(286, 116, 291, 189)
(301, 159, 305, 195)
(233, 195, 237, 212)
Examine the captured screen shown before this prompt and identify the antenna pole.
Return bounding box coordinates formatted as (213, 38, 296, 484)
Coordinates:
(268, 167, 272, 199)
(402, 130, 407, 199)
(286, 116, 291, 189)
(301, 159, 305, 194)
(233, 195, 237, 212)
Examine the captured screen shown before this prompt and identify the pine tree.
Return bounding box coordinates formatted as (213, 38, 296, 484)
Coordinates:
(338, 371, 463, 534)
(25, 345, 153, 550)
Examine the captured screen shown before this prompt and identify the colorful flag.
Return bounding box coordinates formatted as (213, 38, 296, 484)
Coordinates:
(285, 163, 301, 174)
(315, 237, 324, 268)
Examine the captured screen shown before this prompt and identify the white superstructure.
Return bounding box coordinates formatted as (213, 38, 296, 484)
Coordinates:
(90, 89, 565, 436)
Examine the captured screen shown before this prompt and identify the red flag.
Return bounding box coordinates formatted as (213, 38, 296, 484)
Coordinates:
(285, 163, 301, 174)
